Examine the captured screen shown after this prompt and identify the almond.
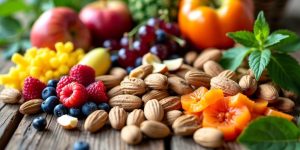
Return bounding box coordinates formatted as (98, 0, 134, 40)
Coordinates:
(144, 73, 168, 90)
(239, 75, 257, 96)
(172, 114, 200, 136)
(144, 99, 164, 121)
(96, 75, 121, 89)
(121, 125, 143, 145)
(152, 63, 168, 73)
(193, 49, 222, 69)
(140, 120, 170, 138)
(84, 110, 108, 133)
(185, 70, 211, 88)
(109, 67, 127, 80)
(203, 60, 224, 77)
(164, 110, 183, 126)
(174, 64, 198, 78)
(129, 64, 153, 79)
(109, 106, 127, 130)
(248, 69, 270, 82)
(142, 52, 161, 65)
(142, 90, 169, 104)
(184, 51, 198, 65)
(57, 115, 78, 130)
(210, 76, 241, 96)
(282, 89, 298, 100)
(19, 99, 43, 115)
(0, 88, 21, 104)
(218, 70, 237, 81)
(168, 76, 193, 95)
(127, 109, 145, 126)
(272, 97, 295, 113)
(193, 127, 224, 148)
(256, 83, 279, 103)
(163, 58, 183, 71)
(107, 85, 124, 98)
(120, 77, 146, 95)
(109, 94, 142, 111)
(159, 96, 181, 112)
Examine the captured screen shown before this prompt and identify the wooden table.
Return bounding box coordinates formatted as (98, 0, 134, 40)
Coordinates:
(1, 1, 300, 149)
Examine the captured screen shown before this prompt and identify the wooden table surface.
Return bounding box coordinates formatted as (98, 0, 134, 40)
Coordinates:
(1, 1, 300, 149)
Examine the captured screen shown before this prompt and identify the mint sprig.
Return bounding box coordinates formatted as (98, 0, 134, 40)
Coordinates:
(221, 11, 300, 94)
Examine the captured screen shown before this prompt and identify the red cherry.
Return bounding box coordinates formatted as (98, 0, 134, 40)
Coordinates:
(163, 23, 180, 37)
(150, 44, 169, 60)
(133, 40, 149, 56)
(138, 25, 155, 44)
(118, 48, 138, 68)
(103, 39, 120, 51)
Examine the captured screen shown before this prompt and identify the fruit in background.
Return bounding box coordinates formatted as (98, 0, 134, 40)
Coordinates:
(23, 77, 46, 101)
(79, 1, 132, 45)
(69, 65, 95, 86)
(128, 0, 179, 23)
(79, 48, 111, 76)
(178, 0, 254, 50)
(30, 7, 91, 50)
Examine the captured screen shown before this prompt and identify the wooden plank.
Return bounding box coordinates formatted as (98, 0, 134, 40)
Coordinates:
(6, 114, 165, 150)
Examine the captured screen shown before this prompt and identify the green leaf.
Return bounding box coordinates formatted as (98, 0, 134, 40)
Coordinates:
(0, 16, 22, 45)
(220, 47, 251, 71)
(264, 33, 289, 48)
(254, 11, 270, 43)
(271, 30, 300, 52)
(238, 116, 300, 150)
(227, 31, 257, 47)
(0, 0, 29, 16)
(248, 49, 271, 80)
(267, 53, 300, 94)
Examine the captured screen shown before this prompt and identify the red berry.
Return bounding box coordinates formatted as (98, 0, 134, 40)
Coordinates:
(138, 25, 155, 43)
(23, 77, 46, 101)
(133, 40, 149, 56)
(150, 44, 169, 60)
(69, 65, 95, 86)
(59, 82, 88, 108)
(56, 76, 76, 96)
(118, 48, 138, 68)
(86, 81, 108, 103)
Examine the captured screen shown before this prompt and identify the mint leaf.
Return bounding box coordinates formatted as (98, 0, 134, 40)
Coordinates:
(238, 116, 300, 150)
(0, 16, 22, 45)
(227, 31, 257, 47)
(220, 47, 251, 71)
(248, 49, 271, 80)
(0, 0, 29, 16)
(254, 11, 270, 42)
(271, 30, 300, 52)
(264, 33, 289, 48)
(267, 53, 300, 94)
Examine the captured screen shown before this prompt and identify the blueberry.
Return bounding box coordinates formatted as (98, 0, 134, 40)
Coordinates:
(69, 108, 82, 118)
(73, 141, 89, 150)
(42, 87, 57, 100)
(53, 104, 68, 117)
(155, 29, 167, 43)
(126, 66, 134, 74)
(110, 54, 119, 67)
(41, 96, 59, 114)
(47, 79, 59, 88)
(81, 102, 98, 116)
(98, 103, 110, 112)
(32, 116, 47, 131)
(135, 57, 143, 67)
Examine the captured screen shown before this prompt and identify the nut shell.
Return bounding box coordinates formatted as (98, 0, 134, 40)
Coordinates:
(193, 127, 224, 148)
(210, 76, 241, 96)
(239, 75, 257, 96)
(159, 96, 181, 112)
(84, 110, 108, 133)
(168, 76, 193, 95)
(172, 114, 200, 136)
(203, 60, 224, 77)
(0, 88, 21, 104)
(142, 90, 169, 104)
(193, 49, 222, 69)
(144, 73, 168, 90)
(185, 70, 211, 88)
(109, 67, 127, 80)
(218, 70, 237, 81)
(96, 75, 121, 89)
(109, 106, 127, 130)
(140, 120, 170, 138)
(120, 77, 146, 95)
(107, 85, 124, 98)
(121, 125, 143, 145)
(19, 99, 43, 115)
(256, 83, 279, 102)
(109, 95, 142, 111)
(164, 110, 183, 126)
(144, 99, 164, 121)
(127, 109, 145, 126)
(129, 64, 153, 79)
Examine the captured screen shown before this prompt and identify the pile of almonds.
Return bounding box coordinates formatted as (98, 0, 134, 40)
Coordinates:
(0, 49, 298, 148)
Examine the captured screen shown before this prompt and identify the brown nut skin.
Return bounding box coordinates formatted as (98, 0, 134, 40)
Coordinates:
(193, 127, 224, 148)
(121, 125, 143, 145)
(140, 120, 170, 139)
(239, 75, 257, 96)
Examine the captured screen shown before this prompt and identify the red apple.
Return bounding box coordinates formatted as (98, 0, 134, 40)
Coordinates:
(30, 7, 91, 51)
(79, 0, 132, 46)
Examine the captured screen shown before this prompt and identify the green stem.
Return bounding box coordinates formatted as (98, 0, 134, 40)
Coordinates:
(169, 35, 186, 47)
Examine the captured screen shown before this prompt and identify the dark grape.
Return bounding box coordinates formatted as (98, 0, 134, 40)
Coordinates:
(133, 40, 149, 56)
(163, 23, 180, 36)
(120, 35, 129, 48)
(150, 44, 169, 60)
(147, 18, 165, 28)
(138, 25, 155, 43)
(155, 29, 168, 43)
(118, 48, 138, 68)
(103, 39, 120, 51)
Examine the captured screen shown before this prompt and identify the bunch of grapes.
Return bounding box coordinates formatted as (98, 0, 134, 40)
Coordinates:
(102, 18, 184, 72)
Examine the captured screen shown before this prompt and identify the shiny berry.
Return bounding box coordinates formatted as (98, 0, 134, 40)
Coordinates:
(120, 35, 129, 48)
(47, 79, 59, 88)
(133, 40, 149, 56)
(155, 29, 167, 43)
(41, 96, 59, 114)
(42, 87, 57, 100)
(147, 18, 165, 28)
(118, 48, 138, 68)
(103, 39, 120, 51)
(98, 103, 110, 112)
(69, 108, 82, 118)
(135, 57, 143, 67)
(163, 23, 180, 36)
(53, 104, 68, 117)
(150, 44, 169, 60)
(166, 40, 180, 54)
(73, 141, 89, 150)
(32, 116, 47, 131)
(81, 102, 98, 116)
(138, 25, 155, 43)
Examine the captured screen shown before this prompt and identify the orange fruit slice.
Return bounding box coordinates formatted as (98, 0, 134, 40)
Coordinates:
(265, 108, 294, 121)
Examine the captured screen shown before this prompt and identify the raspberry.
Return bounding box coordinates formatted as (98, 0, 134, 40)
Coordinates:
(23, 77, 46, 101)
(86, 81, 108, 103)
(59, 82, 88, 108)
(69, 65, 95, 86)
(56, 76, 76, 96)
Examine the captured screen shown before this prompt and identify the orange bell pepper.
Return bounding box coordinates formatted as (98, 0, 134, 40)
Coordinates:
(178, 0, 254, 49)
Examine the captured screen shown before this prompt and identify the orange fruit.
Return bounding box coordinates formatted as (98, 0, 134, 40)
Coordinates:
(265, 108, 294, 121)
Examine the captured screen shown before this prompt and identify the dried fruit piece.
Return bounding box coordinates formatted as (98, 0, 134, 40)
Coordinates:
(159, 96, 181, 112)
(121, 125, 143, 145)
(19, 99, 43, 115)
(144, 73, 168, 90)
(0, 88, 22, 104)
(127, 109, 145, 126)
(164, 110, 183, 126)
(184, 51, 198, 65)
(96, 75, 121, 89)
(140, 120, 170, 138)
(109, 67, 127, 80)
(168, 76, 193, 95)
(193, 128, 224, 148)
(129, 64, 153, 79)
(107, 85, 123, 98)
(163, 58, 183, 71)
(120, 77, 146, 95)
(57, 115, 78, 130)
(84, 110, 108, 133)
(210, 76, 241, 96)
(203, 60, 224, 77)
(144, 99, 164, 121)
(193, 49, 222, 69)
(109, 106, 127, 130)
(265, 108, 294, 121)
(185, 70, 211, 88)
(239, 75, 257, 96)
(142, 90, 169, 104)
(172, 114, 200, 136)
(109, 95, 142, 111)
(256, 83, 279, 103)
